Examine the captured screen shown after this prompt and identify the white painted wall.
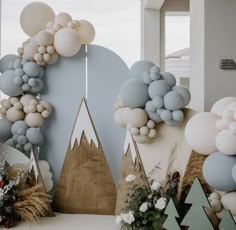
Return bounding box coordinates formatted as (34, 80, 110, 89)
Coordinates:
(190, 0, 236, 112)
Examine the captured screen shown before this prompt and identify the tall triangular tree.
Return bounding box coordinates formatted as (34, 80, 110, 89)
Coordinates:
(163, 199, 181, 230)
(219, 210, 236, 230)
(181, 178, 214, 230)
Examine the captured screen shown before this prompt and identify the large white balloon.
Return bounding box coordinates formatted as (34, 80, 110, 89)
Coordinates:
(54, 28, 81, 57)
(211, 97, 236, 117)
(20, 2, 55, 36)
(185, 112, 220, 155)
(77, 20, 95, 44)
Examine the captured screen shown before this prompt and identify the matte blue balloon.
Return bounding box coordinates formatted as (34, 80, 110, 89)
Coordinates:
(172, 110, 184, 122)
(17, 127, 26, 135)
(24, 142, 33, 152)
(13, 58, 23, 69)
(14, 68, 24, 77)
(23, 62, 40, 77)
(129, 60, 155, 80)
(0, 54, 18, 73)
(22, 74, 29, 83)
(148, 80, 171, 99)
(16, 143, 24, 151)
(28, 78, 38, 87)
(0, 118, 12, 142)
(17, 135, 27, 145)
(11, 121, 28, 135)
(120, 79, 149, 108)
(31, 79, 44, 93)
(172, 86, 191, 107)
(142, 72, 152, 85)
(150, 66, 160, 73)
(161, 72, 176, 87)
(203, 152, 236, 192)
(146, 111, 162, 123)
(0, 70, 23, 96)
(152, 96, 163, 109)
(14, 76, 23, 85)
(164, 91, 184, 111)
(26, 128, 43, 145)
(150, 71, 161, 81)
(232, 164, 236, 183)
(145, 100, 156, 112)
(22, 83, 30, 91)
(13, 135, 18, 143)
(5, 138, 15, 147)
(156, 108, 164, 115)
(160, 109, 172, 121)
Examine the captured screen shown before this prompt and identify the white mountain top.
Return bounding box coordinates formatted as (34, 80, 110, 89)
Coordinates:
(123, 130, 137, 163)
(71, 99, 99, 149)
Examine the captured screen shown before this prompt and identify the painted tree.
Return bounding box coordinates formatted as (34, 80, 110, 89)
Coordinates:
(181, 178, 214, 230)
(219, 210, 236, 230)
(163, 199, 181, 230)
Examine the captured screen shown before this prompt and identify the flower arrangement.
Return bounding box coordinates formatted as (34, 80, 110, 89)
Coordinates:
(0, 153, 51, 228)
(116, 175, 180, 230)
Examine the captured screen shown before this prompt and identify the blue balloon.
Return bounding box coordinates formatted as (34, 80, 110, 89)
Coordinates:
(161, 72, 176, 87)
(0, 118, 12, 142)
(203, 151, 236, 192)
(26, 128, 43, 145)
(145, 100, 156, 112)
(164, 91, 184, 111)
(11, 121, 28, 135)
(129, 60, 155, 80)
(152, 96, 163, 109)
(120, 79, 149, 108)
(0, 54, 18, 73)
(148, 80, 171, 99)
(172, 110, 184, 122)
(160, 110, 172, 121)
(172, 86, 191, 107)
(0, 70, 23, 96)
(146, 111, 162, 123)
(23, 62, 40, 77)
(142, 72, 152, 85)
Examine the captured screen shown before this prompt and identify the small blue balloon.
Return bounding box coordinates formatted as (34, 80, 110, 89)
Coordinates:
(17, 135, 27, 145)
(160, 110, 172, 121)
(24, 142, 33, 152)
(172, 86, 191, 107)
(28, 78, 38, 87)
(172, 110, 184, 122)
(23, 62, 40, 77)
(13, 135, 18, 143)
(11, 121, 28, 135)
(31, 79, 44, 93)
(14, 76, 23, 86)
(152, 96, 163, 109)
(26, 128, 43, 145)
(148, 80, 171, 99)
(164, 91, 184, 111)
(142, 72, 152, 85)
(150, 71, 161, 81)
(156, 108, 164, 115)
(203, 151, 236, 192)
(22, 83, 30, 91)
(145, 100, 156, 112)
(16, 143, 24, 151)
(150, 66, 160, 73)
(14, 68, 24, 77)
(22, 74, 29, 83)
(161, 72, 176, 87)
(17, 127, 26, 135)
(146, 111, 162, 123)
(13, 58, 22, 69)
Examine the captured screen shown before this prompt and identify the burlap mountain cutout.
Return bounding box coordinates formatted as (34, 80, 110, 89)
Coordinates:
(52, 99, 116, 214)
(115, 131, 150, 215)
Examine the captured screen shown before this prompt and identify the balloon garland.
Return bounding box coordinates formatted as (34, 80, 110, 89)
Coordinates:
(114, 60, 191, 143)
(0, 2, 95, 157)
(185, 97, 236, 220)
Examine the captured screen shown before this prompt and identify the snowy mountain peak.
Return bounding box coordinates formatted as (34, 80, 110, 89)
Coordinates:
(71, 99, 99, 149)
(123, 130, 137, 163)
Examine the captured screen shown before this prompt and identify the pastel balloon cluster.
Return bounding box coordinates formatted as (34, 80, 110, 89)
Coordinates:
(5, 120, 43, 153)
(115, 60, 191, 143)
(18, 2, 95, 64)
(0, 57, 44, 96)
(185, 97, 236, 210)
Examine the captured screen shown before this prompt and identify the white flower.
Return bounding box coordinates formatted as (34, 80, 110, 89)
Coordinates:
(121, 211, 135, 224)
(151, 180, 161, 191)
(115, 215, 122, 225)
(155, 197, 167, 210)
(125, 174, 136, 182)
(139, 202, 148, 212)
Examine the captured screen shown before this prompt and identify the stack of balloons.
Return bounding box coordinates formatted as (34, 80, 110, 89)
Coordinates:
(0, 2, 95, 157)
(185, 97, 236, 220)
(114, 60, 191, 143)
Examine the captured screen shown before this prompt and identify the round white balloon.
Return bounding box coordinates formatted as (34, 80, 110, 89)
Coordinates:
(20, 2, 55, 36)
(221, 192, 236, 216)
(77, 20, 95, 44)
(128, 108, 148, 128)
(54, 28, 81, 57)
(185, 112, 220, 155)
(216, 130, 236, 155)
(211, 97, 236, 117)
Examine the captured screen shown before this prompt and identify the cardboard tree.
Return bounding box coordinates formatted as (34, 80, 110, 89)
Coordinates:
(219, 211, 236, 230)
(115, 130, 150, 215)
(181, 178, 214, 230)
(52, 98, 116, 214)
(163, 199, 181, 230)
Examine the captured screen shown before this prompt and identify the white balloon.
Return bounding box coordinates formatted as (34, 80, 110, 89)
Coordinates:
(35, 30, 53, 46)
(20, 94, 36, 106)
(77, 20, 95, 44)
(20, 2, 55, 36)
(55, 12, 72, 27)
(211, 97, 236, 117)
(6, 107, 24, 123)
(114, 108, 126, 127)
(128, 108, 148, 128)
(54, 28, 81, 57)
(216, 130, 236, 155)
(221, 192, 236, 216)
(23, 42, 39, 61)
(122, 107, 132, 124)
(25, 113, 44, 128)
(185, 112, 220, 155)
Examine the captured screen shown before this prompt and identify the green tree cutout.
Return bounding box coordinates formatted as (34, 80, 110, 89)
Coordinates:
(219, 210, 236, 230)
(181, 178, 214, 230)
(162, 198, 181, 230)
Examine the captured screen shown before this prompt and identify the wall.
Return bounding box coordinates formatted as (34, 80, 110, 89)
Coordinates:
(160, 0, 189, 70)
(190, 0, 236, 112)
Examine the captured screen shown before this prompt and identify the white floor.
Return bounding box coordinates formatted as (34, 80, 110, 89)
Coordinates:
(15, 213, 118, 230)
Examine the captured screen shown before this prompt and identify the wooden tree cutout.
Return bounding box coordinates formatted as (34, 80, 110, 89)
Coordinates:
(219, 210, 236, 230)
(181, 178, 214, 230)
(52, 98, 116, 214)
(115, 130, 150, 215)
(163, 199, 181, 230)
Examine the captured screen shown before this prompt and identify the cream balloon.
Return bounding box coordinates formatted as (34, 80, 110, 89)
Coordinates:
(23, 42, 39, 61)
(77, 20, 95, 44)
(6, 107, 24, 123)
(221, 192, 236, 216)
(54, 28, 81, 57)
(25, 113, 44, 128)
(20, 2, 55, 36)
(185, 112, 220, 155)
(114, 108, 126, 128)
(55, 12, 72, 27)
(35, 30, 53, 46)
(216, 130, 236, 155)
(211, 97, 236, 117)
(128, 108, 148, 128)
